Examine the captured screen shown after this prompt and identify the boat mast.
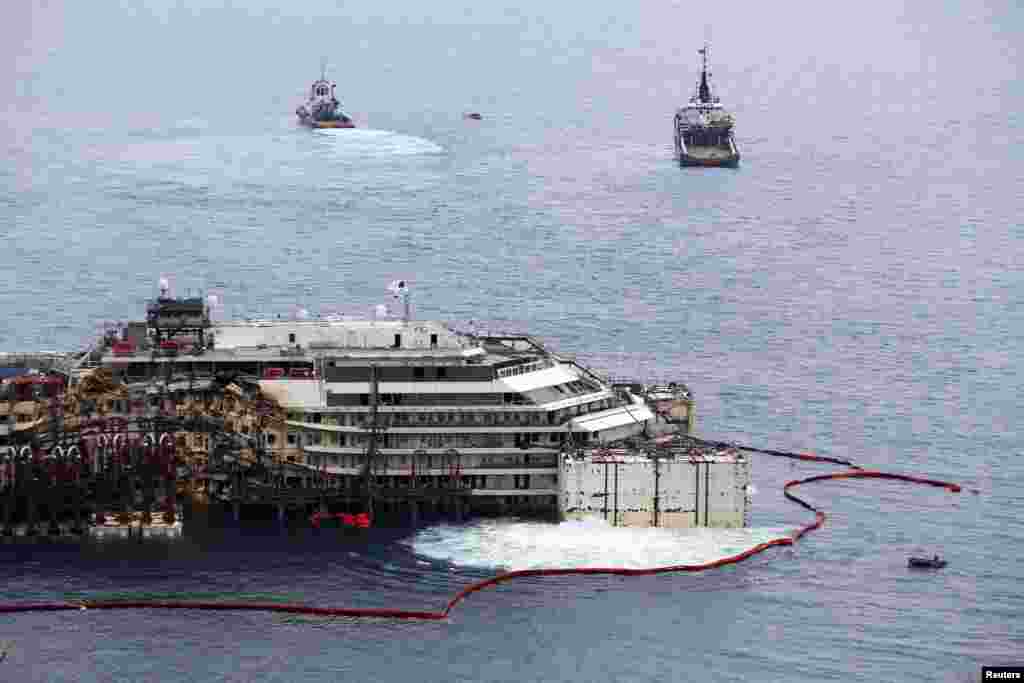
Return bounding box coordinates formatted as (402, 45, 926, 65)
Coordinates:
(697, 44, 712, 104)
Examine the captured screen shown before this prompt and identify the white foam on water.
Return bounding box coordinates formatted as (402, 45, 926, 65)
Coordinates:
(99, 127, 443, 180)
(314, 128, 444, 157)
(406, 518, 791, 571)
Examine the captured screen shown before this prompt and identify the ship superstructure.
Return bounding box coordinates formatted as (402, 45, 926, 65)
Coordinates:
(86, 283, 693, 517)
(673, 44, 740, 167)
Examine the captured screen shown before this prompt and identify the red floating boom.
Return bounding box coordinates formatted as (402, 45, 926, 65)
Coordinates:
(0, 449, 963, 621)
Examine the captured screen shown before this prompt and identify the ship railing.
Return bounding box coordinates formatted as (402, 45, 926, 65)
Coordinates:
(606, 376, 645, 385)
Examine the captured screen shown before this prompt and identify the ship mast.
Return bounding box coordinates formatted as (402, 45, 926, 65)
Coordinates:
(697, 44, 712, 104)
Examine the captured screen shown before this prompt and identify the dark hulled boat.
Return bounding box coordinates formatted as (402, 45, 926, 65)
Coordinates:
(908, 555, 947, 569)
(295, 65, 355, 129)
(673, 45, 739, 167)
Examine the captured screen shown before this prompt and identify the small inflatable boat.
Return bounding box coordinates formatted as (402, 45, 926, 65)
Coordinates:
(908, 555, 947, 569)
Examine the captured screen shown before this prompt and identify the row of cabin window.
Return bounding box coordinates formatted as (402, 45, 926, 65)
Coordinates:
(280, 432, 563, 448)
(286, 403, 617, 433)
(286, 333, 440, 347)
(296, 472, 498, 491)
(299, 398, 619, 427)
(325, 392, 614, 410)
(327, 393, 504, 406)
(295, 453, 556, 468)
(323, 365, 494, 382)
(311, 411, 551, 426)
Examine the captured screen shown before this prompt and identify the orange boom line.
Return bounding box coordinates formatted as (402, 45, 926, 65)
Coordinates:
(0, 453, 963, 621)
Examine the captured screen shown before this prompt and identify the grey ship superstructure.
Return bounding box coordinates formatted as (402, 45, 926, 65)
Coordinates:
(673, 45, 740, 167)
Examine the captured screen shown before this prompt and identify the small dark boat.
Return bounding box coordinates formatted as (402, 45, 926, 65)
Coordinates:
(908, 555, 947, 569)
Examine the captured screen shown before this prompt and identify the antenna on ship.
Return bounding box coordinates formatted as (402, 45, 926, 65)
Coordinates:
(388, 280, 411, 324)
(698, 43, 712, 104)
(320, 56, 327, 81)
(206, 294, 219, 322)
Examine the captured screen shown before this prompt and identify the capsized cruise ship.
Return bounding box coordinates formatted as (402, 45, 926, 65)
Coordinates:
(90, 281, 695, 518)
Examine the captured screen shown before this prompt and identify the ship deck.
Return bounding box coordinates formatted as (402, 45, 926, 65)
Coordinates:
(682, 145, 738, 161)
(680, 147, 740, 168)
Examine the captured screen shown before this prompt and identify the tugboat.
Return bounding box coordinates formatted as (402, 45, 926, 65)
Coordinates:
(673, 44, 740, 167)
(295, 63, 355, 129)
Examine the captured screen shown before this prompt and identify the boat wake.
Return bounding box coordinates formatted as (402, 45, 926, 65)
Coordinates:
(314, 128, 444, 157)
(404, 518, 791, 571)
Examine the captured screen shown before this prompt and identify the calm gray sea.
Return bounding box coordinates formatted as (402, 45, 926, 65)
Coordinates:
(2, 0, 1022, 680)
